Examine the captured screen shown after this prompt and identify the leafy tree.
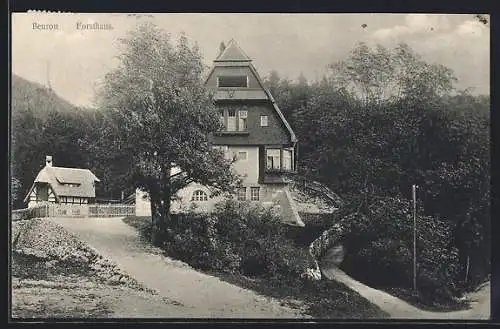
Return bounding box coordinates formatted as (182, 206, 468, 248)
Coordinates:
(290, 73, 311, 117)
(335, 197, 462, 302)
(10, 176, 22, 208)
(422, 92, 490, 284)
(76, 109, 133, 200)
(294, 42, 462, 198)
(291, 42, 489, 289)
(262, 70, 292, 118)
(262, 71, 313, 128)
(11, 107, 46, 208)
(93, 22, 240, 245)
(328, 42, 457, 107)
(263, 70, 281, 96)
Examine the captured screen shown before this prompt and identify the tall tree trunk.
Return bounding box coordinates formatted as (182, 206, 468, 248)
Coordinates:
(151, 166, 172, 247)
(150, 190, 163, 247)
(151, 198, 171, 247)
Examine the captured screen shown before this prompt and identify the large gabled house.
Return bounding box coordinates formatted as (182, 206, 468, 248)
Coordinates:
(136, 39, 310, 226)
(207, 39, 298, 192)
(24, 156, 100, 208)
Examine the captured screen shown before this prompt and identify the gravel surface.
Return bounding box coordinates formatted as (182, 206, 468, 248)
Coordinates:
(47, 217, 310, 318)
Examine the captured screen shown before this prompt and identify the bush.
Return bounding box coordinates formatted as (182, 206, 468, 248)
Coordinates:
(162, 212, 215, 270)
(159, 200, 311, 281)
(337, 196, 463, 303)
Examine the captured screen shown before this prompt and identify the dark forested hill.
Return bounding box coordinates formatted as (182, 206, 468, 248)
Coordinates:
(10, 74, 95, 208)
(11, 74, 80, 118)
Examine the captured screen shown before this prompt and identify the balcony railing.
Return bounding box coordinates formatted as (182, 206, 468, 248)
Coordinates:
(214, 130, 249, 136)
(264, 167, 296, 174)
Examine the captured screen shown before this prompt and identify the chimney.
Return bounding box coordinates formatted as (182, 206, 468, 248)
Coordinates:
(219, 41, 226, 56)
(46, 155, 53, 167)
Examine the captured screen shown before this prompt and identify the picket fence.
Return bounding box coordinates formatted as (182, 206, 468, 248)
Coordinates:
(11, 203, 135, 220)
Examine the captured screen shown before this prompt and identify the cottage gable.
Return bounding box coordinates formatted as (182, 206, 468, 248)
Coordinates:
(45, 167, 100, 198)
(24, 156, 100, 205)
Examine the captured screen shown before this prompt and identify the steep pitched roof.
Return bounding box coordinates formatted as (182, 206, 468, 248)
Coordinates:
(215, 39, 252, 62)
(24, 166, 100, 202)
(262, 81, 298, 143)
(206, 39, 298, 143)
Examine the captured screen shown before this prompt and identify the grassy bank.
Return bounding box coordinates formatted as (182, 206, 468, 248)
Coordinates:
(123, 215, 388, 319)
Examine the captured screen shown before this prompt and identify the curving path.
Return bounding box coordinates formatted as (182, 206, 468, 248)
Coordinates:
(321, 266, 490, 320)
(50, 217, 309, 319)
(49, 217, 490, 319)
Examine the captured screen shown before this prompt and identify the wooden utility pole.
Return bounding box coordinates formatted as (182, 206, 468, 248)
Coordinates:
(412, 184, 418, 292)
(465, 255, 470, 283)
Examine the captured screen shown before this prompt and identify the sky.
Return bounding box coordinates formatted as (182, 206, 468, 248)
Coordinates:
(12, 13, 490, 107)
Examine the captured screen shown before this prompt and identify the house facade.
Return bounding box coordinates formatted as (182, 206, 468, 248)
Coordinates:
(136, 40, 304, 226)
(24, 156, 100, 208)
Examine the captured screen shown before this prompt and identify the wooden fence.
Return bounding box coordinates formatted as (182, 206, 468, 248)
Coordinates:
(11, 204, 50, 221)
(12, 203, 135, 219)
(88, 204, 135, 217)
(48, 203, 89, 217)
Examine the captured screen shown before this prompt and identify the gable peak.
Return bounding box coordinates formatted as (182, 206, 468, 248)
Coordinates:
(214, 39, 252, 62)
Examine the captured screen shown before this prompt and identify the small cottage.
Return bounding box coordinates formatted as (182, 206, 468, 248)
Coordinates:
(24, 156, 100, 208)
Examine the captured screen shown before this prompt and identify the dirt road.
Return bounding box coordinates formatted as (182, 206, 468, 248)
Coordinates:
(50, 217, 309, 318)
(321, 267, 490, 320)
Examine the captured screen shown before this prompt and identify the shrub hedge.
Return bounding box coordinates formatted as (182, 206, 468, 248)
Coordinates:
(157, 196, 466, 307)
(336, 196, 463, 304)
(161, 200, 312, 281)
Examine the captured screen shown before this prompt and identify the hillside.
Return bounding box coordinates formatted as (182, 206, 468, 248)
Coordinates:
(11, 74, 81, 118)
(10, 74, 94, 208)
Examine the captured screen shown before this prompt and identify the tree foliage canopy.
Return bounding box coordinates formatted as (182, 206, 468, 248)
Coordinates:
(263, 42, 490, 289)
(92, 22, 240, 243)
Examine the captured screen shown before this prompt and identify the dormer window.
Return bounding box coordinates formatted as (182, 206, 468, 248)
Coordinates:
(217, 76, 248, 88)
(63, 183, 80, 188)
